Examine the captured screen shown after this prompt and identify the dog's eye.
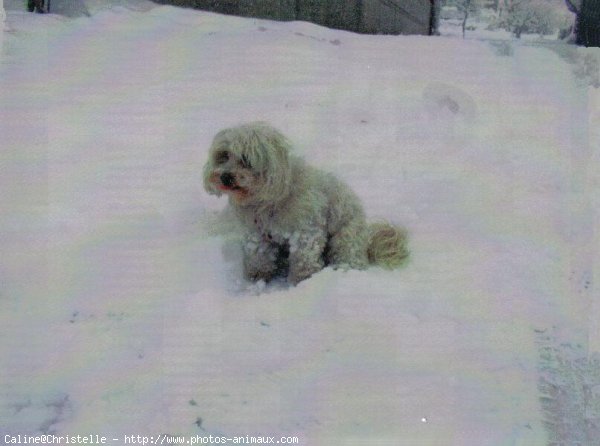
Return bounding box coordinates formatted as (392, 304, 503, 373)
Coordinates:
(215, 151, 230, 164)
(240, 155, 252, 169)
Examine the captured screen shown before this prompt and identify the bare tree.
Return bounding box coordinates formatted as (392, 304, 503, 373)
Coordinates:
(496, 0, 557, 39)
(455, 0, 480, 37)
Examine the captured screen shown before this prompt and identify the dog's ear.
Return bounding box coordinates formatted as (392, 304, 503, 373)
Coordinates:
(252, 124, 292, 203)
(202, 149, 222, 197)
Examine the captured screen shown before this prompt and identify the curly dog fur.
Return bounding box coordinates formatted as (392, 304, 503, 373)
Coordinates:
(203, 122, 408, 285)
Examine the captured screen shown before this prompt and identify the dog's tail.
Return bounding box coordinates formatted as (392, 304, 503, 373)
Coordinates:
(367, 222, 409, 269)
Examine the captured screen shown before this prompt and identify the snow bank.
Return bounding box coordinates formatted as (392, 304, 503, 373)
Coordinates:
(1, 2, 598, 444)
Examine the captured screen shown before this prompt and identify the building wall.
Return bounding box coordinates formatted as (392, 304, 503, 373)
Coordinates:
(361, 0, 432, 34)
(153, 0, 435, 35)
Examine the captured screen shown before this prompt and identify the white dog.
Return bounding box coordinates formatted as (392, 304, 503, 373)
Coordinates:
(203, 122, 408, 285)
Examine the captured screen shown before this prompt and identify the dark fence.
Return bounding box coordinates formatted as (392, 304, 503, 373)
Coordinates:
(152, 0, 436, 35)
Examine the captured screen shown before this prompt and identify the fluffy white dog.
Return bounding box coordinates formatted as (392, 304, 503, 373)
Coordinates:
(203, 122, 409, 285)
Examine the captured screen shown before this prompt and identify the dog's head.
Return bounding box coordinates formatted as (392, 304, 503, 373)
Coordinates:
(203, 122, 292, 206)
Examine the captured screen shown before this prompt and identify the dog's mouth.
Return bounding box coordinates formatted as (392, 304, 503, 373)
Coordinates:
(216, 182, 250, 202)
(217, 183, 245, 192)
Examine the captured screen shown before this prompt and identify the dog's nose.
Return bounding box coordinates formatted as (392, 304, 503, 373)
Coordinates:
(220, 172, 235, 187)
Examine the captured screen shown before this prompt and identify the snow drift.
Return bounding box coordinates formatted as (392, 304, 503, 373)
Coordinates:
(1, 1, 599, 444)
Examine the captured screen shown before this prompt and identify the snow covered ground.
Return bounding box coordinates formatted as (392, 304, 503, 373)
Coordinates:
(1, 1, 599, 444)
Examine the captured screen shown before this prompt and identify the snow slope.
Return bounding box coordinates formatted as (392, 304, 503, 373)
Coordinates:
(1, 2, 599, 444)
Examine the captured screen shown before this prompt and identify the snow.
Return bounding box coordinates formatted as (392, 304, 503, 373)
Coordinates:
(1, 1, 599, 444)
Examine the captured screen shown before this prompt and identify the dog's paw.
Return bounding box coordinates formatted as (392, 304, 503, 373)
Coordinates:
(245, 269, 275, 283)
(245, 279, 267, 295)
(288, 266, 320, 285)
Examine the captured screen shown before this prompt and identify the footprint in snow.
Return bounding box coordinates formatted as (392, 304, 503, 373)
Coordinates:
(422, 82, 477, 121)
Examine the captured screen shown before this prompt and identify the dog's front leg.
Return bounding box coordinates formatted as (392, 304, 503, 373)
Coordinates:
(243, 232, 278, 282)
(287, 230, 327, 285)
